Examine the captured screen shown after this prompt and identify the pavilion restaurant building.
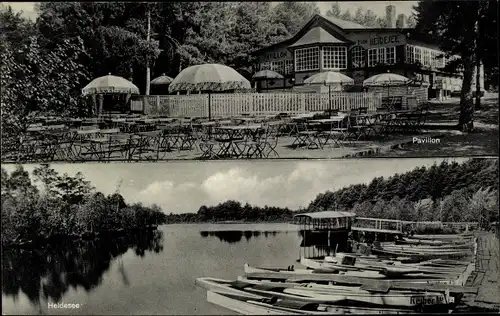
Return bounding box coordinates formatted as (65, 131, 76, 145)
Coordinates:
(252, 5, 484, 102)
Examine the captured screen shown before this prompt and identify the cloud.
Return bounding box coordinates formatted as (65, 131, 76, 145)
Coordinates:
(136, 180, 201, 213)
(200, 163, 334, 210)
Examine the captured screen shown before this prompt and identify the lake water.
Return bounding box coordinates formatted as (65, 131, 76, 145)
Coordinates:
(2, 223, 302, 315)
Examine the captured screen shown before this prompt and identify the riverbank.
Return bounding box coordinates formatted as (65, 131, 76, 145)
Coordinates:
(1, 225, 159, 249)
(455, 231, 500, 312)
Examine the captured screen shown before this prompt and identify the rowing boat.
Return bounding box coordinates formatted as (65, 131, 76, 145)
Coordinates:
(196, 277, 455, 310)
(245, 263, 388, 279)
(300, 258, 459, 279)
(206, 290, 415, 315)
(395, 239, 470, 246)
(371, 247, 469, 259)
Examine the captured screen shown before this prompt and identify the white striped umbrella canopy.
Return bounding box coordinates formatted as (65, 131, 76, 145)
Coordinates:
(363, 73, 411, 87)
(304, 71, 354, 85)
(169, 64, 251, 93)
(252, 70, 284, 80)
(150, 73, 174, 86)
(82, 74, 139, 96)
(304, 71, 354, 111)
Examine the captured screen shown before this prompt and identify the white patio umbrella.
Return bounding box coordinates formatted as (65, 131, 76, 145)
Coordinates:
(150, 74, 174, 95)
(150, 73, 174, 86)
(82, 73, 140, 116)
(82, 73, 140, 96)
(363, 72, 411, 97)
(304, 71, 354, 112)
(169, 64, 251, 119)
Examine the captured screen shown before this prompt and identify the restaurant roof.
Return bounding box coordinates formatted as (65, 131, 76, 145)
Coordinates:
(323, 16, 367, 30)
(289, 27, 347, 48)
(294, 211, 356, 219)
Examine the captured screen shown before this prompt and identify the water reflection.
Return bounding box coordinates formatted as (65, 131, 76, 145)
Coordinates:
(199, 230, 283, 244)
(2, 230, 164, 306)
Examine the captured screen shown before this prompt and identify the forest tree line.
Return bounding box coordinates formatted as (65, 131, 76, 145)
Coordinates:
(1, 164, 167, 246)
(1, 1, 497, 135)
(166, 159, 498, 228)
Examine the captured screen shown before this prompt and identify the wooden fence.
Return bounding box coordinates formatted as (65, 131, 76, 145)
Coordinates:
(132, 92, 382, 117)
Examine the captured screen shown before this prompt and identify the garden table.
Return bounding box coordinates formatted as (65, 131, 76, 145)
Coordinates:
(214, 125, 264, 158)
(309, 116, 347, 148)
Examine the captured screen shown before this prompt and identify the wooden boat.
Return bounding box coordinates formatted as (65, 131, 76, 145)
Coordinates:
(406, 234, 473, 242)
(243, 272, 478, 291)
(281, 287, 452, 309)
(245, 263, 388, 279)
(395, 238, 470, 246)
(371, 247, 469, 259)
(206, 291, 303, 315)
(197, 277, 455, 310)
(300, 258, 459, 279)
(206, 290, 415, 315)
(381, 244, 473, 252)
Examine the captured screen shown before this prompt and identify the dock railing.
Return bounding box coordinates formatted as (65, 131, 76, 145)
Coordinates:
(130, 92, 382, 117)
(352, 218, 479, 234)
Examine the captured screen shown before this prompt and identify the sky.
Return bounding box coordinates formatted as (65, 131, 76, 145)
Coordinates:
(4, 158, 466, 214)
(5, 1, 417, 21)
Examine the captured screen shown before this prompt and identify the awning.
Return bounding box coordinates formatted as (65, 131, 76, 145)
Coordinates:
(294, 211, 356, 219)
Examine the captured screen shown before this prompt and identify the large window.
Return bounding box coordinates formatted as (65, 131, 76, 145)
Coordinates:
(351, 46, 365, 68)
(414, 47, 422, 64)
(386, 47, 396, 64)
(406, 45, 415, 63)
(322, 46, 347, 69)
(431, 51, 438, 68)
(284, 60, 294, 75)
(423, 49, 431, 67)
(441, 56, 447, 68)
(271, 60, 284, 74)
(377, 47, 386, 64)
(368, 46, 395, 66)
(295, 47, 320, 72)
(368, 48, 378, 67)
(260, 62, 271, 71)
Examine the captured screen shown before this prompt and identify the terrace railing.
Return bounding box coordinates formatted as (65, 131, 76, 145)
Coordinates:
(134, 92, 382, 117)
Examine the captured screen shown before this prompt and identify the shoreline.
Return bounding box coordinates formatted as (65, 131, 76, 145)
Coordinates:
(1, 225, 159, 249)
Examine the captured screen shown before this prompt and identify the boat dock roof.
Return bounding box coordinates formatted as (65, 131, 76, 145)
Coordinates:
(293, 211, 356, 219)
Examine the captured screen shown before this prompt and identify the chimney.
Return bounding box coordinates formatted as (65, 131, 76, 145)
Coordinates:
(396, 14, 407, 28)
(386, 5, 396, 28)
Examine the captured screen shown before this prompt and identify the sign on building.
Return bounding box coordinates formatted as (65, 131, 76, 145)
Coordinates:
(348, 32, 407, 50)
(261, 49, 293, 62)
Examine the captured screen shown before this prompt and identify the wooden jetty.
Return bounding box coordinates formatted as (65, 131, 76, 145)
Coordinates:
(196, 211, 486, 314)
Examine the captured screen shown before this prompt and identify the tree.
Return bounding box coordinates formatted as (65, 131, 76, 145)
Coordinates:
(36, 2, 160, 91)
(340, 10, 353, 22)
(466, 187, 498, 228)
(1, 7, 90, 143)
(179, 2, 236, 67)
(412, 0, 497, 131)
(414, 198, 434, 221)
(228, 2, 287, 74)
(326, 2, 341, 18)
(271, 2, 320, 36)
(362, 10, 378, 27)
(407, 14, 417, 28)
(33, 164, 59, 195)
(376, 17, 387, 28)
(353, 8, 364, 24)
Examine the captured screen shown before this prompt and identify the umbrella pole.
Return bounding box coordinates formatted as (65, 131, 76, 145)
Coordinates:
(329, 85, 332, 113)
(208, 92, 211, 120)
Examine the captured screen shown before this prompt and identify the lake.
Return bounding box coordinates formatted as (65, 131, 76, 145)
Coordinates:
(1, 223, 302, 315)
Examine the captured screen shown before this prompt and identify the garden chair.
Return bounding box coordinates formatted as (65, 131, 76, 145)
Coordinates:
(292, 121, 321, 149)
